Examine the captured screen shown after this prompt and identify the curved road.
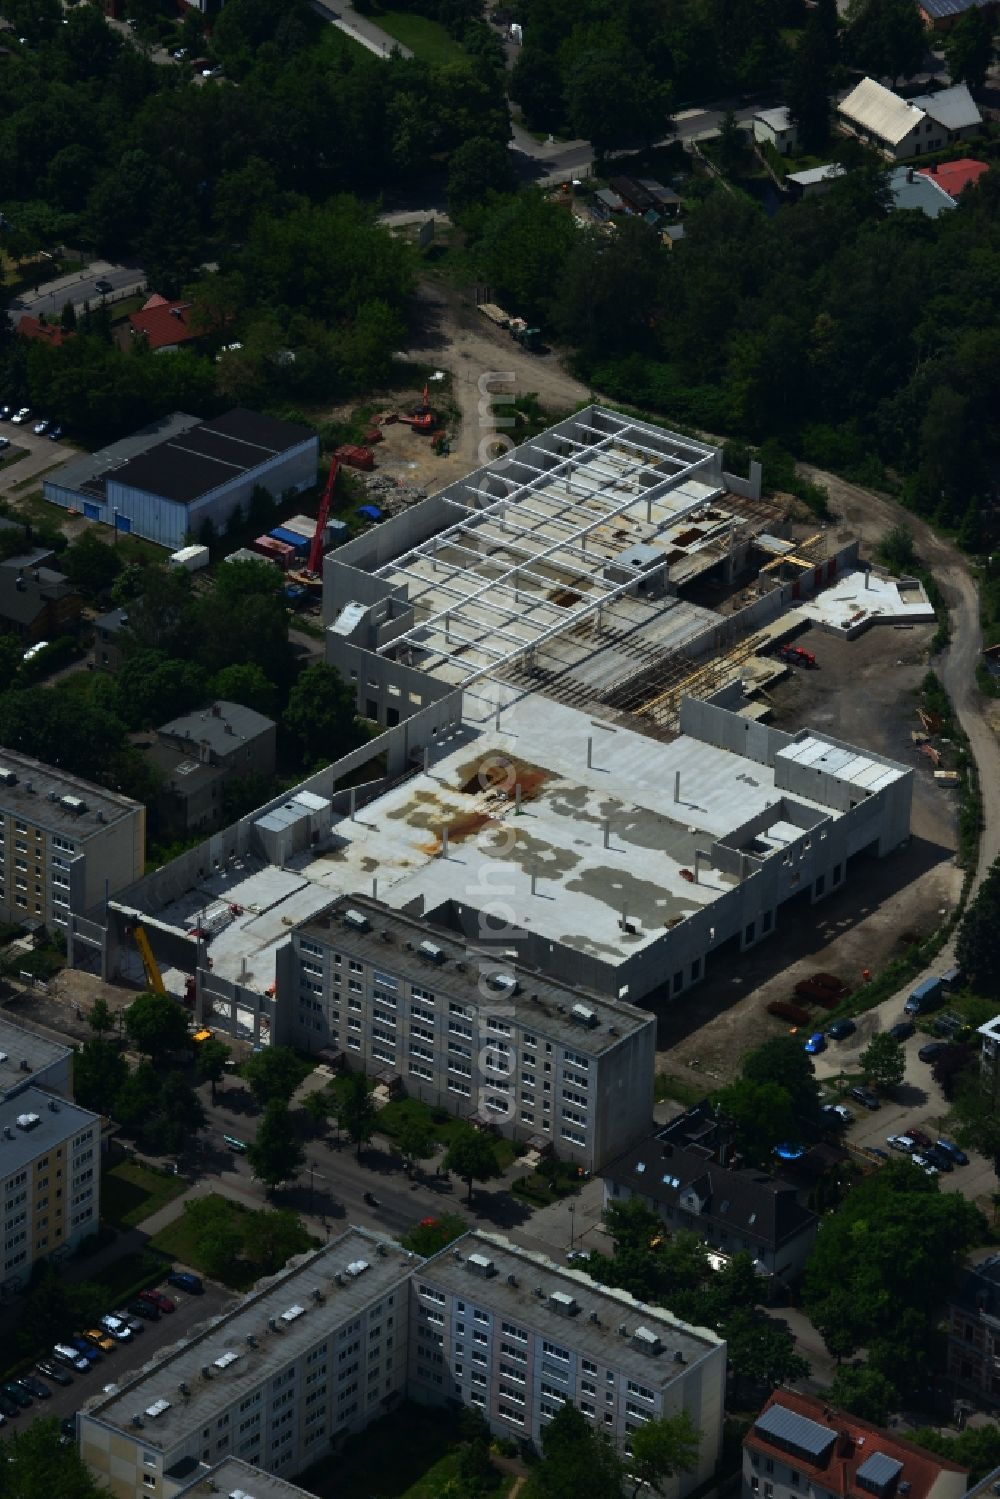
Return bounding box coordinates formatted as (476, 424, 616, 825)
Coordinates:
(799, 464, 1000, 907)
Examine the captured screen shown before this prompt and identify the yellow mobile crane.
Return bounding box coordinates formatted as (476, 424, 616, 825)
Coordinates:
(131, 924, 166, 995)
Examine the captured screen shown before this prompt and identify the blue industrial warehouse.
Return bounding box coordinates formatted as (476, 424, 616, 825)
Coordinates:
(44, 408, 318, 549)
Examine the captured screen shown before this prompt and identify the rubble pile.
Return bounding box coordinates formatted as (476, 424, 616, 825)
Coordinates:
(364, 470, 428, 516)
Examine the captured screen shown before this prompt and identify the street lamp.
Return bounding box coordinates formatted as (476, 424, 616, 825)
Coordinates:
(568, 1200, 576, 1252)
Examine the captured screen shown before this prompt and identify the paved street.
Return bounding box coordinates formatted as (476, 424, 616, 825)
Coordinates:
(9, 262, 147, 326)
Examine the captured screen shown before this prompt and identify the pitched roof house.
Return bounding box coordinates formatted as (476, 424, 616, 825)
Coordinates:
(838, 78, 981, 161)
(127, 294, 201, 352)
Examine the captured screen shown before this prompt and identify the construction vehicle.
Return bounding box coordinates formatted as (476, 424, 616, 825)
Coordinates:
(285, 456, 339, 597)
(778, 643, 816, 668)
(509, 318, 542, 352)
(131, 924, 166, 996)
(381, 385, 436, 435)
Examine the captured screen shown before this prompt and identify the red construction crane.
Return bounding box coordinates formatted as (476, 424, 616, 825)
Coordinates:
(307, 455, 339, 575)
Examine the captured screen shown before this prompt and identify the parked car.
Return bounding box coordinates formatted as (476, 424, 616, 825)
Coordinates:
(202, 64, 223, 78)
(887, 1134, 916, 1153)
(829, 1103, 853, 1123)
(908, 1127, 933, 1150)
(167, 1271, 204, 1295)
(868, 1147, 889, 1160)
(849, 1085, 881, 1110)
(127, 1299, 159, 1322)
(936, 1138, 969, 1166)
(113, 1310, 144, 1336)
(59, 1416, 76, 1446)
(0, 436, 10, 451)
(222, 1134, 247, 1153)
(68, 1338, 100, 1364)
(924, 1145, 954, 1172)
(566, 1250, 589, 1264)
(32, 418, 49, 436)
(172, 47, 187, 59)
(0, 1392, 19, 1418)
(99, 1315, 131, 1343)
(804, 1032, 826, 1055)
(2, 1381, 31, 1409)
(15, 1376, 49, 1401)
(48, 424, 64, 441)
(918, 1040, 948, 1063)
(888, 1020, 915, 1043)
(827, 1019, 857, 1041)
(11, 408, 30, 424)
(83, 1329, 116, 1354)
(139, 1289, 176, 1313)
(94, 279, 113, 295)
(911, 1153, 938, 1176)
(36, 1360, 72, 1386)
(52, 1345, 90, 1373)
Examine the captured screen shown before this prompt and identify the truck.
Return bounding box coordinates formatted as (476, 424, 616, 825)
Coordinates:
(904, 976, 943, 1016)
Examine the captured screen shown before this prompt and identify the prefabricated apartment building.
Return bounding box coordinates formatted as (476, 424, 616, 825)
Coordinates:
(63, 408, 913, 1171)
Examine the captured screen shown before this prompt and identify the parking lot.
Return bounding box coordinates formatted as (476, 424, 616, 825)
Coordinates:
(0, 1281, 233, 1438)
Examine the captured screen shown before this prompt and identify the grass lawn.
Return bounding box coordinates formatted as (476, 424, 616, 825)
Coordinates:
(655, 1072, 717, 1108)
(149, 1200, 242, 1281)
(92, 1249, 170, 1306)
(150, 1195, 316, 1292)
(377, 1097, 519, 1170)
(102, 1159, 188, 1230)
(371, 10, 468, 65)
(299, 1403, 514, 1499)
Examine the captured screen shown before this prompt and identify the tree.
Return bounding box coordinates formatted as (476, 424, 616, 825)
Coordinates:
(957, 857, 1000, 996)
(628, 1411, 700, 1498)
(828, 1363, 897, 1424)
(61, 530, 122, 599)
(196, 1038, 232, 1102)
(401, 1211, 468, 1257)
(742, 1036, 823, 1131)
(124, 992, 189, 1058)
(0, 1416, 105, 1499)
(845, 0, 926, 84)
(156, 1071, 206, 1156)
(911, 1424, 1000, 1485)
(254, 1206, 314, 1275)
(396, 1113, 435, 1174)
(716, 110, 748, 177)
(447, 135, 516, 218)
(301, 1086, 335, 1135)
(443, 1125, 500, 1204)
(944, 6, 996, 89)
(786, 14, 833, 154)
(212, 662, 278, 719)
(247, 1099, 305, 1191)
(114, 1061, 162, 1136)
(73, 1038, 127, 1116)
(859, 1031, 905, 1092)
(713, 1079, 797, 1166)
(877, 523, 916, 572)
(87, 996, 115, 1037)
(283, 663, 365, 766)
(241, 1046, 308, 1106)
(16, 1261, 104, 1359)
(337, 1072, 377, 1160)
(803, 1160, 982, 1390)
(459, 1436, 495, 1498)
(536, 1401, 625, 1499)
(723, 1309, 809, 1396)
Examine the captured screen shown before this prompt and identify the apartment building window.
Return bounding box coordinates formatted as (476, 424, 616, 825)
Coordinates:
(790, 1472, 801, 1489)
(349, 960, 363, 974)
(502, 1321, 527, 1342)
(372, 1044, 396, 1065)
(542, 1341, 569, 1362)
(564, 1050, 590, 1070)
(410, 1062, 433, 1081)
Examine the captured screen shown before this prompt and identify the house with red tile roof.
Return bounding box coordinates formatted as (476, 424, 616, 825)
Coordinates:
(744, 1391, 968, 1499)
(127, 294, 201, 352)
(17, 315, 74, 348)
(918, 158, 989, 199)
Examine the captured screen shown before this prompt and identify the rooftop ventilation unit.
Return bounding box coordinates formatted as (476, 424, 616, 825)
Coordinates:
(673, 1350, 686, 1364)
(344, 909, 370, 932)
(47, 1099, 59, 1112)
(630, 1326, 664, 1356)
(130, 1415, 144, 1428)
(2, 1128, 11, 1140)
(589, 1312, 600, 1325)
(267, 1318, 278, 1332)
(452, 1250, 463, 1263)
(346, 1259, 370, 1278)
(15, 1113, 40, 1131)
(506, 1274, 518, 1288)
(311, 1288, 324, 1302)
(201, 1366, 212, 1380)
(245, 1334, 258, 1348)
(18, 1059, 29, 1072)
(145, 1398, 171, 1418)
(418, 940, 445, 964)
(618, 1323, 628, 1337)
(178, 1382, 189, 1397)
(466, 1253, 496, 1278)
(490, 973, 518, 996)
(533, 1286, 544, 1299)
(0, 1053, 7, 1066)
(213, 1350, 239, 1370)
(571, 1002, 598, 1028)
(549, 1291, 579, 1316)
(281, 1304, 305, 1323)
(60, 795, 87, 816)
(0, 768, 17, 786)
(376, 1244, 387, 1258)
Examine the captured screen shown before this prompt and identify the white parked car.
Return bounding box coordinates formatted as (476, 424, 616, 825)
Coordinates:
(99, 1315, 132, 1342)
(886, 1134, 915, 1153)
(11, 407, 30, 424)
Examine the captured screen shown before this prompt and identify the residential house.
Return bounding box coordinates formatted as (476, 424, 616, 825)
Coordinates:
(603, 1100, 818, 1289)
(889, 165, 959, 218)
(918, 157, 989, 197)
(0, 551, 81, 643)
(918, 0, 998, 32)
(149, 700, 277, 837)
(743, 1390, 968, 1499)
(16, 314, 73, 348)
(838, 78, 981, 160)
(753, 106, 798, 155)
(127, 294, 202, 353)
(947, 1253, 1000, 1407)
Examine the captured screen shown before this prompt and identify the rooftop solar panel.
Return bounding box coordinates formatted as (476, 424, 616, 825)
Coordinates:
(754, 1404, 837, 1460)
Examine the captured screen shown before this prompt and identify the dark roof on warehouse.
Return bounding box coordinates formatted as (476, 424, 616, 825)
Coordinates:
(605, 1101, 817, 1253)
(105, 409, 316, 507)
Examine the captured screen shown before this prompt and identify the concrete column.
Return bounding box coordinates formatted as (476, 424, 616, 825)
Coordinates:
(587, 736, 593, 769)
(694, 849, 709, 884)
(674, 770, 681, 803)
(441, 826, 449, 859)
(350, 786, 357, 821)
(515, 782, 522, 815)
(372, 877, 378, 901)
(603, 818, 610, 849)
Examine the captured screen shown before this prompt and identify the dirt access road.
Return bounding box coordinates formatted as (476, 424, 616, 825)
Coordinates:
(801, 463, 1000, 903)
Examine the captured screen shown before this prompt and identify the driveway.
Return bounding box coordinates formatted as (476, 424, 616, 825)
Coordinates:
(0, 422, 71, 497)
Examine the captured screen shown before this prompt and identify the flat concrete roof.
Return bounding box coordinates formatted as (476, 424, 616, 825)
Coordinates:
(0, 1087, 98, 1176)
(157, 694, 901, 994)
(174, 1455, 317, 1498)
(0, 748, 140, 839)
(0, 1018, 70, 1098)
(794, 570, 934, 634)
(84, 1229, 416, 1451)
(421, 1231, 721, 1383)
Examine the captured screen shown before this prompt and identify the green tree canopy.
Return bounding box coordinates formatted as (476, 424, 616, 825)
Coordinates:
(743, 1036, 823, 1130)
(713, 1078, 797, 1166)
(0, 1415, 105, 1499)
(628, 1410, 700, 1498)
(212, 662, 279, 719)
(61, 530, 122, 599)
(443, 1126, 500, 1203)
(944, 6, 996, 89)
(336, 1072, 377, 1160)
(123, 992, 189, 1058)
(241, 1046, 309, 1106)
(956, 857, 1000, 996)
(87, 996, 115, 1037)
(859, 1031, 905, 1092)
(845, 0, 925, 83)
(828, 1363, 898, 1424)
(73, 1037, 128, 1116)
(196, 1037, 232, 1101)
(247, 1099, 305, 1191)
(284, 663, 365, 765)
(531, 1400, 624, 1499)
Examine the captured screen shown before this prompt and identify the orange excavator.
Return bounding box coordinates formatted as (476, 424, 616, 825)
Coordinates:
(383, 385, 435, 434)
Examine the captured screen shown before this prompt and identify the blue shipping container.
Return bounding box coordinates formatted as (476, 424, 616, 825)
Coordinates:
(269, 526, 308, 552)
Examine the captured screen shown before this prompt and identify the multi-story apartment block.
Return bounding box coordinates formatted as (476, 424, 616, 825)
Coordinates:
(0, 1087, 100, 1291)
(279, 894, 656, 1173)
(0, 1016, 72, 1102)
(169, 1455, 320, 1499)
(743, 1391, 967, 1499)
(79, 1229, 415, 1499)
(409, 1231, 725, 1491)
(0, 749, 144, 931)
(80, 1229, 725, 1499)
(947, 1253, 1000, 1407)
